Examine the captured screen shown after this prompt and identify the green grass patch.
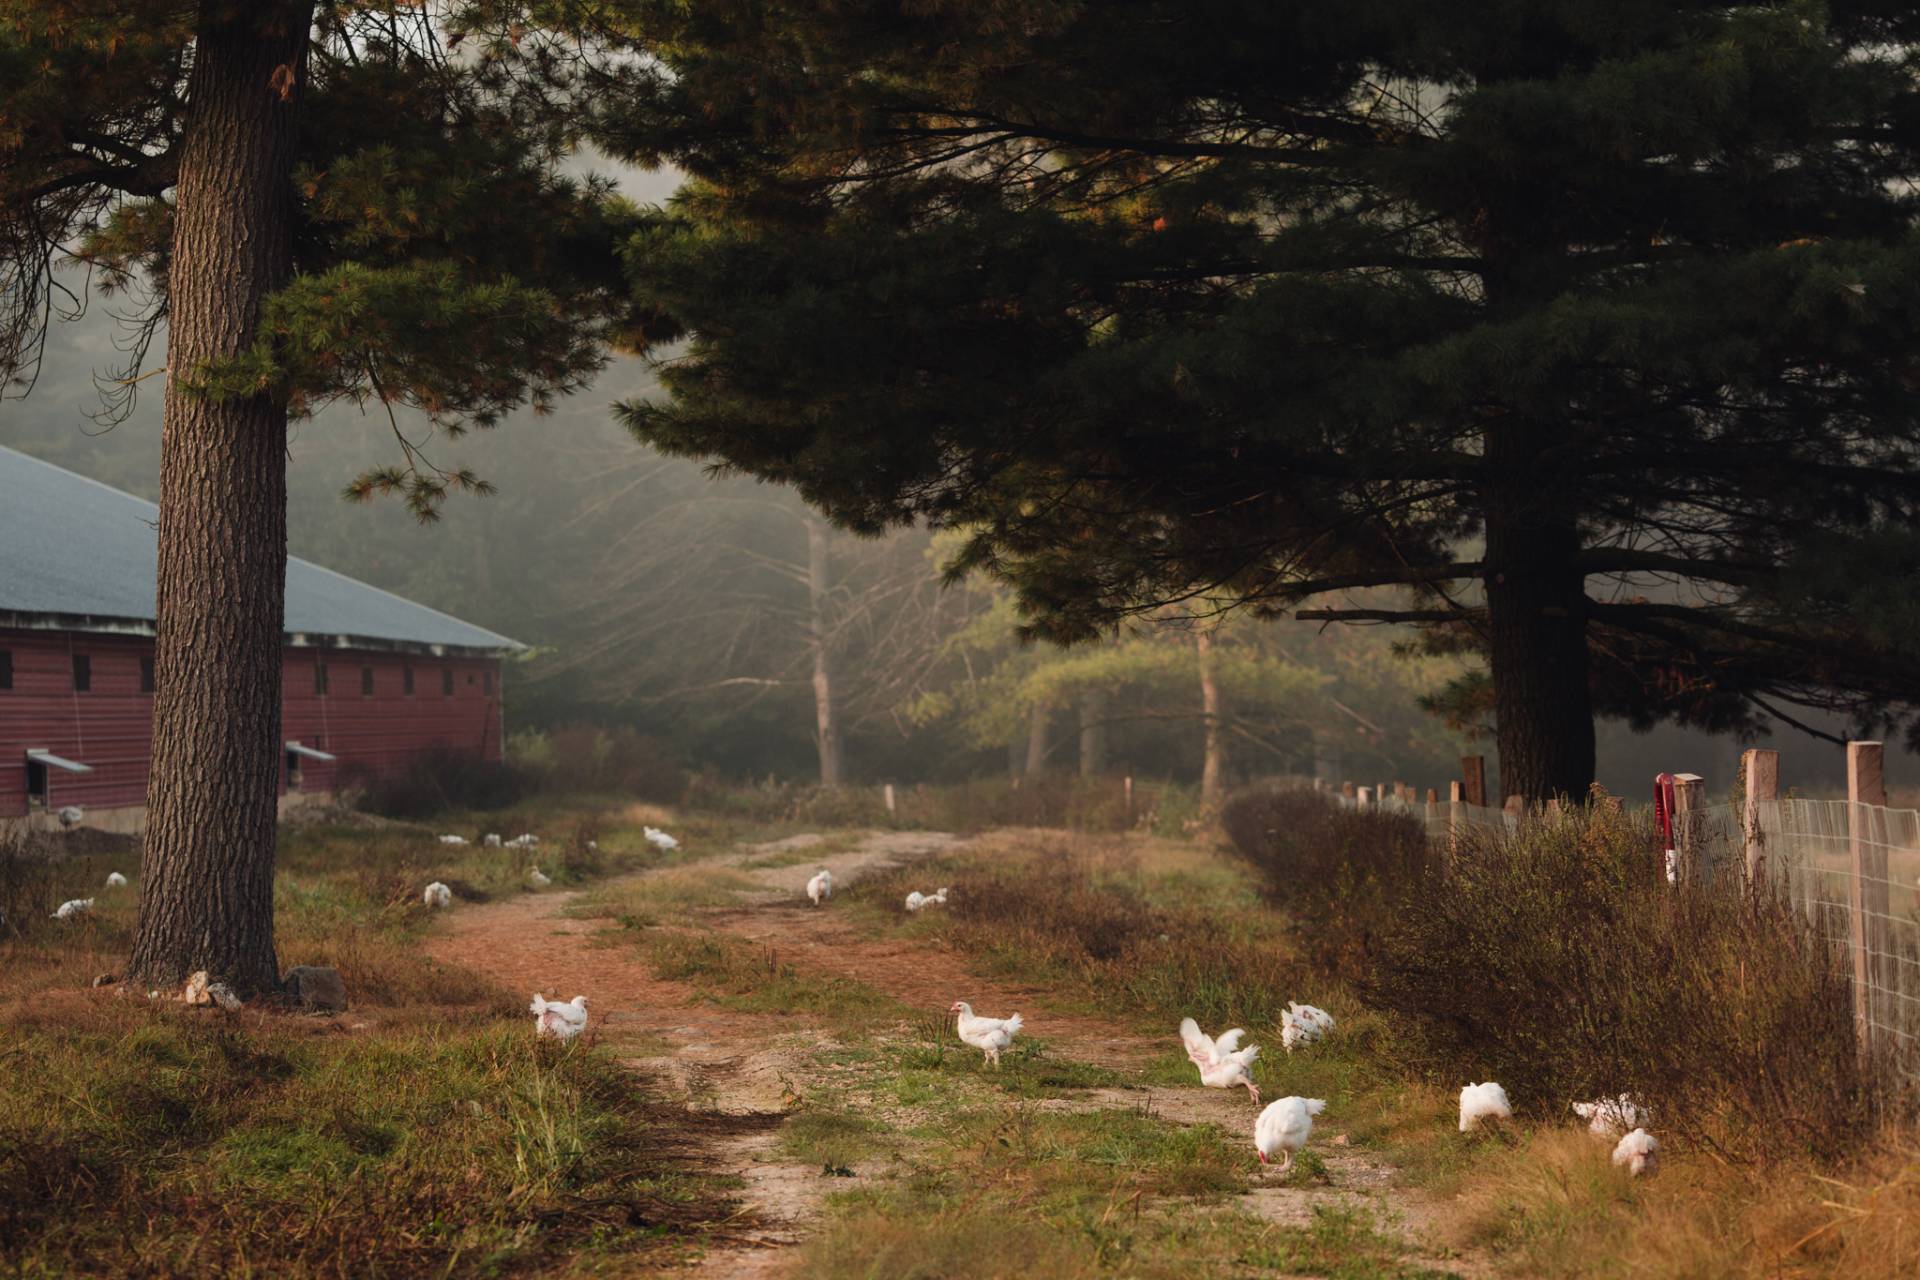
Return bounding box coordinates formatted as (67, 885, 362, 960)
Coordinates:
(646, 931, 911, 1025)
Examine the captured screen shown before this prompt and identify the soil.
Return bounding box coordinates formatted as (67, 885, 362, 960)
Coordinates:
(422, 829, 1485, 1277)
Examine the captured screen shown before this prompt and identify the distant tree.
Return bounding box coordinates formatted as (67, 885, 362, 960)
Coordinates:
(1, 3, 624, 990)
(594, 1, 1920, 801)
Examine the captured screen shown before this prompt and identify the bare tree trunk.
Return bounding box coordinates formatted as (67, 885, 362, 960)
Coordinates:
(1079, 689, 1108, 778)
(804, 516, 845, 786)
(1024, 703, 1050, 777)
(1197, 630, 1226, 813)
(128, 1, 313, 994)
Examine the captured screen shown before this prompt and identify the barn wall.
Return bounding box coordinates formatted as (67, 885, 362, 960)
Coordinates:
(0, 627, 504, 820)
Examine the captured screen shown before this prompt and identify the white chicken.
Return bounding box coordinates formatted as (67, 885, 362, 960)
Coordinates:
(807, 868, 833, 905)
(1459, 1081, 1513, 1132)
(1179, 1017, 1261, 1103)
(104, 871, 128, 889)
(528, 868, 551, 888)
(1281, 1001, 1335, 1053)
(57, 805, 85, 829)
(506, 834, 539, 849)
(951, 1000, 1022, 1068)
(904, 890, 926, 912)
(51, 898, 94, 921)
(932, 887, 949, 905)
(643, 826, 680, 852)
(1254, 1096, 1326, 1172)
(483, 833, 503, 848)
(1611, 1128, 1660, 1176)
(422, 881, 453, 909)
(530, 993, 589, 1041)
(1571, 1094, 1648, 1139)
(437, 834, 468, 846)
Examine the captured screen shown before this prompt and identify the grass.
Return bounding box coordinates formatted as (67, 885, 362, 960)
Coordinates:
(644, 930, 913, 1027)
(567, 864, 761, 925)
(0, 1001, 729, 1276)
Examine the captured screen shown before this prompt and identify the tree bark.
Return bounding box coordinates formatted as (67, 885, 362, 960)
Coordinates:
(128, 1, 313, 993)
(804, 516, 845, 786)
(1197, 630, 1225, 812)
(1024, 702, 1050, 777)
(1482, 421, 1596, 804)
(1078, 688, 1108, 778)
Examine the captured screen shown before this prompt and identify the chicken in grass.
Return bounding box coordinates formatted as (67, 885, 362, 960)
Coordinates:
(1572, 1094, 1648, 1139)
(422, 881, 452, 909)
(1459, 1081, 1513, 1132)
(527, 867, 551, 888)
(643, 825, 680, 852)
(807, 868, 833, 906)
(1281, 1001, 1335, 1053)
(1254, 1096, 1326, 1172)
(951, 1000, 1022, 1068)
(530, 993, 589, 1041)
(1179, 1017, 1262, 1103)
(1611, 1127, 1660, 1176)
(51, 897, 94, 921)
(104, 871, 128, 888)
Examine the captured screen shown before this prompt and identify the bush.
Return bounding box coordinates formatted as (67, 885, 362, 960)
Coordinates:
(346, 747, 527, 819)
(1221, 787, 1430, 980)
(1363, 801, 1880, 1163)
(510, 725, 687, 802)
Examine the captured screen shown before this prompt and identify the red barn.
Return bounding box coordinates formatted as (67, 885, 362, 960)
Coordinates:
(0, 446, 523, 830)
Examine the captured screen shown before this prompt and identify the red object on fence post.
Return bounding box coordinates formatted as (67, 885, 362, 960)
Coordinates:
(1653, 773, 1677, 883)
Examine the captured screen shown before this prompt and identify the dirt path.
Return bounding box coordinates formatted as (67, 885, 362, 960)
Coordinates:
(423, 830, 1483, 1277)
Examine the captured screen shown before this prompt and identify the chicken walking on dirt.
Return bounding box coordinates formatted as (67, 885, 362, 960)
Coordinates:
(951, 1000, 1022, 1067)
(1179, 1017, 1261, 1103)
(1254, 1096, 1325, 1172)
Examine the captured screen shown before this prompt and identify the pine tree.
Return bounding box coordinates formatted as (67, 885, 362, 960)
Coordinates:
(1, 2, 625, 990)
(593, 0, 1920, 800)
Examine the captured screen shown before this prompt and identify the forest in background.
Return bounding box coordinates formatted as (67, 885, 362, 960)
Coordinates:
(3, 304, 1883, 797)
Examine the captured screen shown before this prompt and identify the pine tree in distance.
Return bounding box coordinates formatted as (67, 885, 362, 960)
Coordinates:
(1, 2, 629, 990)
(593, 0, 1920, 801)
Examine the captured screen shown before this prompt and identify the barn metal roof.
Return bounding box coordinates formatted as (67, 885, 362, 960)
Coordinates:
(0, 445, 523, 656)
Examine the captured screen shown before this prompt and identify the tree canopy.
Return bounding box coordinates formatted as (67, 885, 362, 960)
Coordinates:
(594, 0, 1920, 800)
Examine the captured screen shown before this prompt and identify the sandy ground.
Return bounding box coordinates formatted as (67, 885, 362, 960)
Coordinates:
(423, 829, 1485, 1277)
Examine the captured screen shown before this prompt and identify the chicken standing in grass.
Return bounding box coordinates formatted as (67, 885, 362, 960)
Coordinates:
(437, 834, 468, 846)
(58, 805, 84, 829)
(644, 826, 680, 852)
(1281, 1002, 1335, 1053)
(1611, 1128, 1660, 1176)
(807, 868, 833, 906)
(51, 897, 93, 921)
(1254, 1096, 1326, 1172)
(528, 868, 551, 888)
(104, 871, 128, 889)
(530, 993, 589, 1041)
(1180, 1017, 1262, 1103)
(1572, 1094, 1648, 1139)
(951, 1001, 1022, 1067)
(1459, 1081, 1513, 1132)
(423, 881, 452, 909)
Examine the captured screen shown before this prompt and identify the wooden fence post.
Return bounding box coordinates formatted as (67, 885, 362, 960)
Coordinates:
(1849, 741, 1888, 1058)
(1671, 773, 1703, 881)
(1461, 756, 1487, 808)
(1740, 748, 1778, 883)
(1502, 794, 1524, 822)
(1356, 785, 1373, 810)
(1123, 775, 1134, 823)
(1341, 781, 1355, 804)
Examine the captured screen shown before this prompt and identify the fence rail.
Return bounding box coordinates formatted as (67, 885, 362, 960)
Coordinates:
(1326, 745, 1920, 1084)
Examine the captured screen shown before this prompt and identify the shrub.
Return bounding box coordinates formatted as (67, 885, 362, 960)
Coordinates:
(1363, 801, 1881, 1163)
(1221, 787, 1430, 980)
(346, 748, 527, 819)
(512, 725, 688, 801)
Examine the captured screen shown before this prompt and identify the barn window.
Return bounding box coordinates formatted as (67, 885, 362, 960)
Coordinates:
(140, 656, 155, 694)
(403, 664, 415, 695)
(72, 653, 90, 692)
(361, 666, 374, 696)
(442, 668, 454, 696)
(483, 669, 494, 695)
(0, 649, 11, 690)
(315, 663, 329, 696)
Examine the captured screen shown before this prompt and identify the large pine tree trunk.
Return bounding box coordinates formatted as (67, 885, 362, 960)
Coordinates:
(128, 1, 312, 993)
(804, 517, 845, 786)
(1078, 689, 1108, 778)
(1482, 425, 1596, 804)
(1197, 630, 1226, 812)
